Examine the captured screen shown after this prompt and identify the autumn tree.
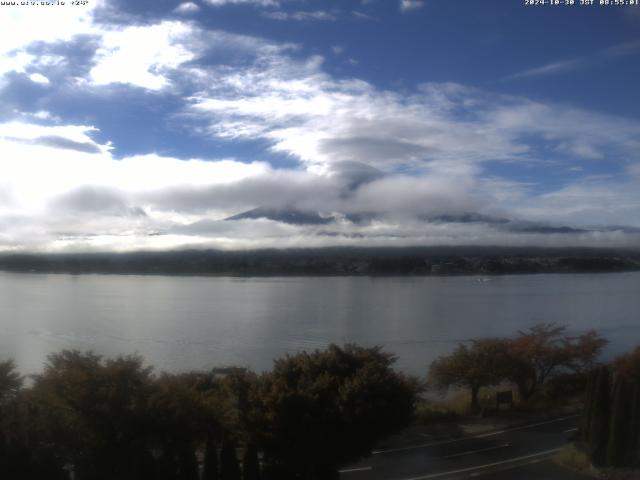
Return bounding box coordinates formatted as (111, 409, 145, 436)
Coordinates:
(503, 324, 607, 401)
(613, 346, 640, 383)
(428, 338, 509, 412)
(254, 344, 420, 479)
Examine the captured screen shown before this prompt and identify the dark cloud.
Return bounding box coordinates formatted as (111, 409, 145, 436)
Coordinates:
(51, 187, 146, 217)
(33, 135, 102, 154)
(143, 172, 342, 214)
(327, 160, 386, 190)
(319, 136, 433, 164)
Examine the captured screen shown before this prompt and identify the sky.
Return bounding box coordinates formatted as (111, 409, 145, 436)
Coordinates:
(1, 0, 640, 252)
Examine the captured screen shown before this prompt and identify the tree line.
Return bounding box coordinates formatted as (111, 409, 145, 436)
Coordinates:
(1, 325, 636, 479)
(0, 345, 419, 480)
(427, 323, 608, 411)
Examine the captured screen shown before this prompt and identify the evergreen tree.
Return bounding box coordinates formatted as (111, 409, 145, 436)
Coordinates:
(135, 448, 157, 480)
(156, 448, 180, 480)
(627, 384, 640, 467)
(178, 446, 199, 480)
(606, 377, 633, 467)
(242, 444, 260, 480)
(589, 366, 611, 467)
(581, 368, 598, 442)
(220, 440, 241, 480)
(203, 436, 219, 480)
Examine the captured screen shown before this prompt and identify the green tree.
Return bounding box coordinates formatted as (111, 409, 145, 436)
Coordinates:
(428, 338, 508, 412)
(30, 350, 156, 480)
(254, 344, 420, 479)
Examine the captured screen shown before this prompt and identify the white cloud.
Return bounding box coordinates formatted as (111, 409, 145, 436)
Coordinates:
(13, 110, 61, 122)
(28, 73, 50, 85)
(512, 177, 640, 228)
(0, 52, 34, 77)
(2, 116, 640, 253)
(174, 2, 201, 13)
(506, 40, 640, 80)
(400, 0, 424, 12)
(263, 10, 338, 21)
(0, 3, 202, 92)
(188, 48, 640, 177)
(89, 21, 197, 90)
(0, 0, 101, 80)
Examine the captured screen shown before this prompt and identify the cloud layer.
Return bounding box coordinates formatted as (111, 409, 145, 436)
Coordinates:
(1, 1, 639, 252)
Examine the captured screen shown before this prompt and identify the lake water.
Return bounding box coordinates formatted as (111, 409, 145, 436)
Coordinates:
(1, 271, 639, 376)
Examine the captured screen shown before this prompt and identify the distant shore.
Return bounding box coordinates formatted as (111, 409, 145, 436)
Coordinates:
(1, 246, 640, 277)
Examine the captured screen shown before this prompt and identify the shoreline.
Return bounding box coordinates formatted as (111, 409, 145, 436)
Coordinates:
(1, 247, 640, 277)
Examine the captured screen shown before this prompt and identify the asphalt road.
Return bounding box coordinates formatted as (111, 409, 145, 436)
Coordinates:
(339, 415, 592, 480)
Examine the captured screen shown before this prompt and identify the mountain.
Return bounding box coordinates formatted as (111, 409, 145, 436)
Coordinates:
(224, 207, 593, 234)
(224, 207, 334, 225)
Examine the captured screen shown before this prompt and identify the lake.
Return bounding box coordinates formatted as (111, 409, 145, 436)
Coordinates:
(1, 271, 639, 376)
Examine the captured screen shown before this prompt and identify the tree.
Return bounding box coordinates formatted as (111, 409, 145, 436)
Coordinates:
(29, 350, 156, 480)
(203, 435, 219, 480)
(588, 366, 611, 467)
(607, 376, 634, 467)
(626, 384, 640, 467)
(0, 359, 22, 403)
(504, 324, 607, 401)
(614, 346, 640, 383)
(220, 439, 241, 480)
(178, 445, 199, 480)
(243, 443, 261, 480)
(428, 339, 509, 412)
(254, 344, 420, 479)
(581, 368, 598, 443)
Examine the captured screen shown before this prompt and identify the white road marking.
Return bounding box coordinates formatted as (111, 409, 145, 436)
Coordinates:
(338, 466, 373, 474)
(441, 443, 511, 459)
(475, 430, 505, 438)
(399, 447, 563, 480)
(563, 428, 578, 433)
(371, 415, 578, 455)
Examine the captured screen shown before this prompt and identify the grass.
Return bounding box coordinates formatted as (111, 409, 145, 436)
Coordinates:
(554, 444, 594, 475)
(414, 398, 461, 424)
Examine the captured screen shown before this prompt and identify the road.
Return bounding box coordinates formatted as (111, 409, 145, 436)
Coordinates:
(339, 415, 591, 480)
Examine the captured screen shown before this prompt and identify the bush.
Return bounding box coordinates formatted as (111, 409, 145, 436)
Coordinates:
(555, 444, 592, 473)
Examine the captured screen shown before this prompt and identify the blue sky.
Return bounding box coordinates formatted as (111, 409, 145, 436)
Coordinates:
(1, 0, 639, 251)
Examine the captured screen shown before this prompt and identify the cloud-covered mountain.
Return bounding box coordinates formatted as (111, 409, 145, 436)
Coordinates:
(225, 207, 334, 225)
